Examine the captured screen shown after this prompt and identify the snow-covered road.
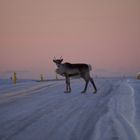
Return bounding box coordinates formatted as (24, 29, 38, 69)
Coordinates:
(0, 78, 140, 140)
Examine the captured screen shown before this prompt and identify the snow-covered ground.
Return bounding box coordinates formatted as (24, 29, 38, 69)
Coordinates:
(0, 78, 140, 140)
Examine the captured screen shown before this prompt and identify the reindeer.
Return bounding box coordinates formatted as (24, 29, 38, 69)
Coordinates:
(53, 57, 97, 93)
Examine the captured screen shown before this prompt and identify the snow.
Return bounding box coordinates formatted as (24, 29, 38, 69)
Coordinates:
(0, 78, 140, 140)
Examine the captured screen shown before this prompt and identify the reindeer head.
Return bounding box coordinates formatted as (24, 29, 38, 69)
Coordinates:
(53, 57, 63, 66)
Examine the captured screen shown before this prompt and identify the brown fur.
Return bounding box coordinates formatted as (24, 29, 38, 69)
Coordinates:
(53, 59, 97, 93)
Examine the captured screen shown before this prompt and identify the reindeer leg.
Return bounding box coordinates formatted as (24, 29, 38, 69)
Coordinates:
(65, 76, 71, 93)
(90, 77, 97, 93)
(65, 84, 69, 93)
(81, 79, 89, 93)
(64, 76, 68, 93)
(68, 77, 71, 93)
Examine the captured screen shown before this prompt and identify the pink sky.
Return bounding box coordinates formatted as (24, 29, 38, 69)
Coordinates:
(0, 0, 140, 79)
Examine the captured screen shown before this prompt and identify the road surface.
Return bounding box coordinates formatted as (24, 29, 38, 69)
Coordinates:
(0, 78, 139, 140)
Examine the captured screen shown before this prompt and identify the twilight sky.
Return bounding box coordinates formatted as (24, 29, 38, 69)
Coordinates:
(0, 0, 140, 79)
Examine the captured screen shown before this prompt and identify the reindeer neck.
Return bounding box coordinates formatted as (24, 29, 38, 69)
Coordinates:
(56, 63, 63, 68)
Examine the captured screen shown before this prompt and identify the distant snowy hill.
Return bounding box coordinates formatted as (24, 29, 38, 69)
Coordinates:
(0, 78, 140, 140)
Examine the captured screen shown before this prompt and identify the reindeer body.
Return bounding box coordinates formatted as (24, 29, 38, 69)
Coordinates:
(53, 59, 97, 93)
(56, 63, 89, 75)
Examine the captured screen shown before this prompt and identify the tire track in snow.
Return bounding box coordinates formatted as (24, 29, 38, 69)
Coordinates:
(44, 80, 116, 140)
(73, 81, 118, 140)
(0, 82, 61, 105)
(0, 82, 89, 140)
(92, 81, 139, 140)
(0, 79, 115, 140)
